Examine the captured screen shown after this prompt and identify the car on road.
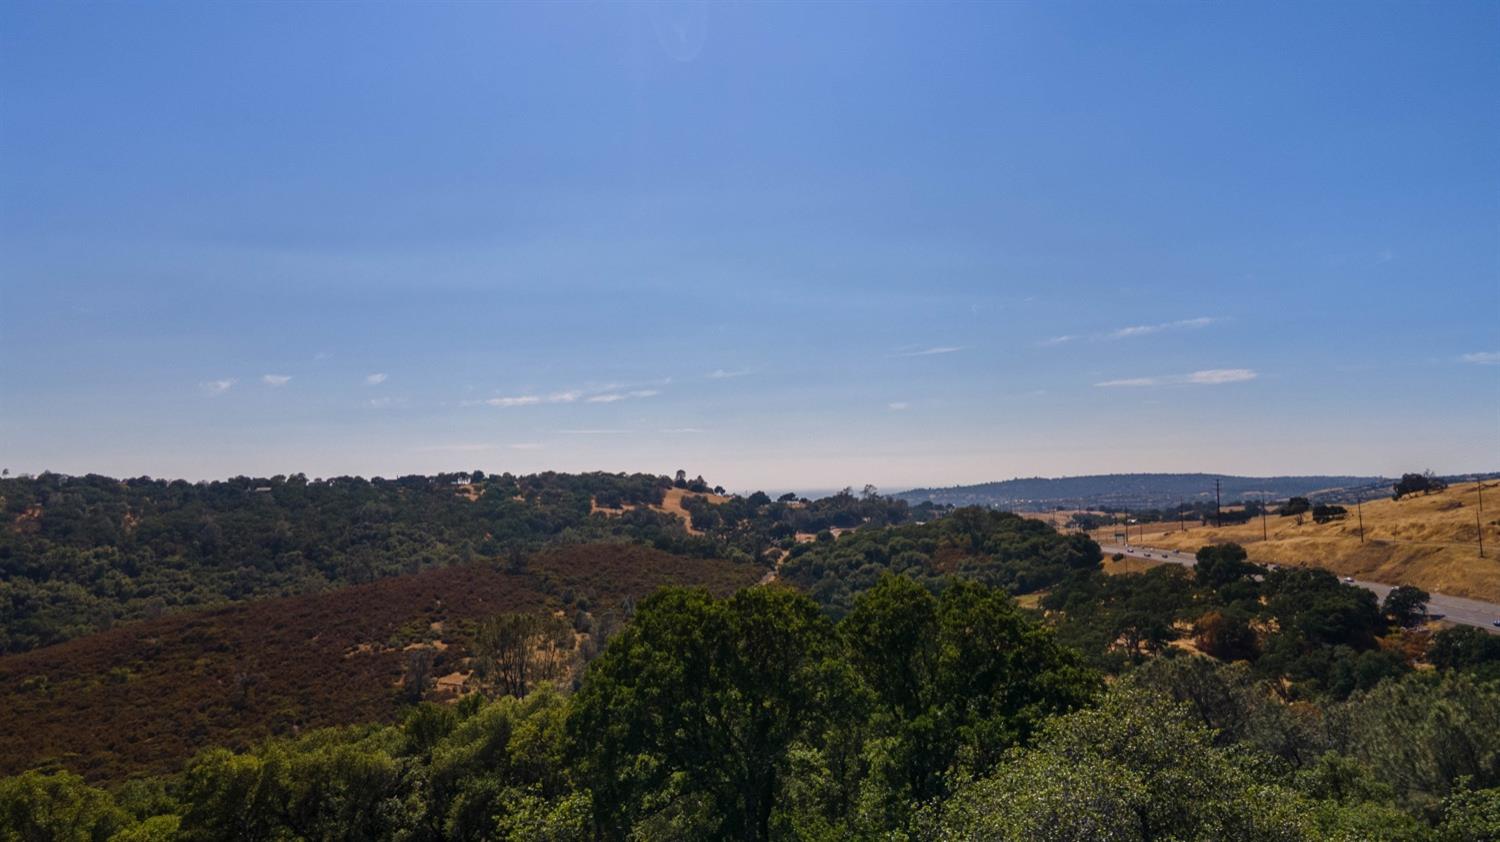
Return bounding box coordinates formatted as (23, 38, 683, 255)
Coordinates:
(1343, 576, 1355, 583)
(1493, 620, 1500, 628)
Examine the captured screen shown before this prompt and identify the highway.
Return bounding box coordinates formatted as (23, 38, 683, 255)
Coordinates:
(1099, 544, 1500, 635)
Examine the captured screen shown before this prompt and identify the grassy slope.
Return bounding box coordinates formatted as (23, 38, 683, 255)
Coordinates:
(1099, 481, 1500, 602)
(0, 543, 760, 782)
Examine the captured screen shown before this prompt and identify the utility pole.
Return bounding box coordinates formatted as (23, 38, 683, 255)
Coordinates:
(1356, 496, 1365, 544)
(1261, 501, 1268, 542)
(1179, 502, 1185, 533)
(1477, 479, 1486, 559)
(1214, 479, 1222, 528)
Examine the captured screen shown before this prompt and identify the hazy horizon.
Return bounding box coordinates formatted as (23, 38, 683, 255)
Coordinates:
(3, 2, 1496, 489)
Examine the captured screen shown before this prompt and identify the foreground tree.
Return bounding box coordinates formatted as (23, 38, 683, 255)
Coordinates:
(568, 586, 841, 842)
(929, 686, 1318, 841)
(0, 770, 131, 842)
(841, 575, 1099, 823)
(1327, 673, 1500, 814)
(472, 612, 575, 697)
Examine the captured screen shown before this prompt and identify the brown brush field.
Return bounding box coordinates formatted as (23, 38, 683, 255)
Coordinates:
(1096, 482, 1500, 602)
(0, 543, 761, 782)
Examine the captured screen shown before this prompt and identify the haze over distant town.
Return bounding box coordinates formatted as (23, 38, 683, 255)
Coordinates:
(2, 2, 1496, 489)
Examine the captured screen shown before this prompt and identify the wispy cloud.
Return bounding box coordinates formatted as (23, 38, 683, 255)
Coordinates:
(708, 368, 751, 379)
(558, 429, 630, 435)
(661, 427, 705, 434)
(1095, 368, 1257, 387)
(1036, 318, 1221, 349)
(367, 396, 407, 408)
(261, 374, 291, 386)
(585, 389, 659, 403)
(200, 378, 236, 396)
(365, 373, 388, 386)
(509, 443, 544, 450)
(1460, 351, 1500, 365)
(484, 395, 539, 407)
(414, 443, 498, 453)
(474, 386, 660, 408)
(481, 390, 581, 408)
(1106, 317, 1217, 340)
(892, 346, 962, 358)
(888, 401, 910, 411)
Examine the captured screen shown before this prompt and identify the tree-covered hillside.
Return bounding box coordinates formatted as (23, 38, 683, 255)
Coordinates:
(0, 472, 926, 653)
(4, 577, 1498, 841)
(780, 508, 1100, 617)
(4, 481, 1500, 841)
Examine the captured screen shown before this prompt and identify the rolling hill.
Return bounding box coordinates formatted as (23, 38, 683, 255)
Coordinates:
(0, 543, 761, 782)
(895, 473, 1389, 511)
(1100, 481, 1500, 603)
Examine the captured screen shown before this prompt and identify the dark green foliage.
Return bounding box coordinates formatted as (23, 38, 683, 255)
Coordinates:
(840, 576, 1099, 822)
(0, 471, 647, 651)
(1194, 542, 1261, 589)
(0, 770, 132, 842)
(1192, 609, 1261, 661)
(1263, 568, 1383, 649)
(568, 586, 841, 841)
(1437, 782, 1500, 841)
(931, 684, 1323, 841)
(1312, 504, 1348, 523)
(1428, 626, 1500, 681)
(1280, 496, 1312, 517)
(1046, 542, 1407, 700)
(0, 472, 923, 653)
(1394, 472, 1447, 500)
(4, 495, 1497, 840)
(1045, 564, 1201, 670)
(3, 582, 1498, 841)
(567, 579, 1097, 840)
(781, 507, 1100, 618)
(1125, 657, 1320, 765)
(1382, 585, 1430, 627)
(1327, 673, 1500, 814)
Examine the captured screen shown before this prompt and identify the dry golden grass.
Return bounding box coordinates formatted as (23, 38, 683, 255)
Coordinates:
(1095, 482, 1500, 602)
(592, 488, 732, 535)
(1101, 554, 1169, 576)
(1014, 592, 1046, 610)
(1021, 509, 1108, 531)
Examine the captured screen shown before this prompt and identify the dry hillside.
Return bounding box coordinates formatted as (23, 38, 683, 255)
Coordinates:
(592, 486, 732, 535)
(0, 544, 761, 782)
(1098, 481, 1500, 602)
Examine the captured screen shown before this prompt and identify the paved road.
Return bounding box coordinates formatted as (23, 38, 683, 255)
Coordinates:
(1100, 544, 1500, 635)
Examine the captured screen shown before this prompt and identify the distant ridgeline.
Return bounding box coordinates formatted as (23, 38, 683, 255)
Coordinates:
(0, 471, 930, 653)
(894, 473, 1395, 511)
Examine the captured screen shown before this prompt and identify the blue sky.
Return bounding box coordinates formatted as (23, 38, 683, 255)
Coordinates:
(1, 1, 1496, 491)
